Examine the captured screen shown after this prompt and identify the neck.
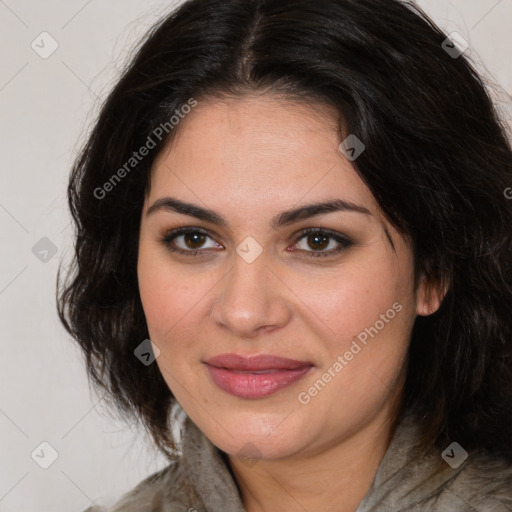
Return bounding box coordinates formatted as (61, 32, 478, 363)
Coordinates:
(228, 406, 400, 512)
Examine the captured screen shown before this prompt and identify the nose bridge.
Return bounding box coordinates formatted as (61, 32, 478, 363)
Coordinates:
(212, 250, 291, 336)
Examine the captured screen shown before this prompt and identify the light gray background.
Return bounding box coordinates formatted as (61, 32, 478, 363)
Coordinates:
(1, 1, 511, 511)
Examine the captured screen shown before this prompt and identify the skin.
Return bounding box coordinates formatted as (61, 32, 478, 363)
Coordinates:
(137, 94, 445, 512)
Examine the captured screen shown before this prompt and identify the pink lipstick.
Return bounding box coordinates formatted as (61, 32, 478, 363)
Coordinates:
(204, 353, 313, 399)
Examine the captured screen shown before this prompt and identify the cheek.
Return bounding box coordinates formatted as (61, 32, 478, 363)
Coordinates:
(137, 244, 182, 340)
(295, 253, 411, 344)
(137, 244, 216, 348)
(294, 247, 415, 400)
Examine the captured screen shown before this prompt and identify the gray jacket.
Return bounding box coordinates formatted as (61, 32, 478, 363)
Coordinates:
(84, 413, 512, 511)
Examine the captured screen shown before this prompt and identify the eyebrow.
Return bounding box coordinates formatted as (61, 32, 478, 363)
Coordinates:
(146, 197, 372, 229)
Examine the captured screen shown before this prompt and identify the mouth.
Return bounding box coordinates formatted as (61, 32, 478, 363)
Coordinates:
(204, 353, 314, 399)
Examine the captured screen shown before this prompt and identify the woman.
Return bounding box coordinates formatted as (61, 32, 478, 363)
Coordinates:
(57, 0, 512, 510)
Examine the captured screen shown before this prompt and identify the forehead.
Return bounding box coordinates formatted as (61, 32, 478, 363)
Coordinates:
(148, 94, 377, 216)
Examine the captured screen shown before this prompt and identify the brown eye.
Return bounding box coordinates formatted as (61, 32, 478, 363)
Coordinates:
(183, 232, 207, 249)
(296, 231, 343, 253)
(161, 228, 221, 254)
(292, 229, 353, 258)
(306, 233, 330, 250)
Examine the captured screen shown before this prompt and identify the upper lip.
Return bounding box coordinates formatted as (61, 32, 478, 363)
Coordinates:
(204, 353, 313, 371)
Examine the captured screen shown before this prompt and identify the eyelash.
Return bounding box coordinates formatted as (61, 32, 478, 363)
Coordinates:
(160, 227, 352, 258)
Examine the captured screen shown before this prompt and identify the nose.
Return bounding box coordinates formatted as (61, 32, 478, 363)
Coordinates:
(210, 251, 293, 338)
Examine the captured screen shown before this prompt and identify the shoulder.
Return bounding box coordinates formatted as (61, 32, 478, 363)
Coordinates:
(358, 413, 512, 512)
(440, 449, 512, 511)
(398, 448, 512, 512)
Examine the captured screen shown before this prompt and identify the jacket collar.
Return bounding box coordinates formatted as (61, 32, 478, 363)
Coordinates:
(174, 411, 489, 512)
(179, 415, 245, 511)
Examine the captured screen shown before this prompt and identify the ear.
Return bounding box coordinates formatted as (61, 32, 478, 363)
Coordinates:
(415, 273, 449, 317)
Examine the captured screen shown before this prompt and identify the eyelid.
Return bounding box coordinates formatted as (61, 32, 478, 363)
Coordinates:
(289, 227, 353, 257)
(160, 226, 352, 257)
(161, 226, 223, 251)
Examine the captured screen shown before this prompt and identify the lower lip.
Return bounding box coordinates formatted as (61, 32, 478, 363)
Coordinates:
(205, 364, 313, 399)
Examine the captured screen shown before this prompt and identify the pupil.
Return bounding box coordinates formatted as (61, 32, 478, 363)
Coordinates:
(185, 233, 205, 249)
(308, 233, 328, 250)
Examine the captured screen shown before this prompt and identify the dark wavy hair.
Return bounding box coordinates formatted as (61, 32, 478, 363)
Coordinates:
(57, 0, 512, 462)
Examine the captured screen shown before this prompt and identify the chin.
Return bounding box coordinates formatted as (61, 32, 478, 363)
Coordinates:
(197, 408, 311, 461)
(223, 432, 302, 462)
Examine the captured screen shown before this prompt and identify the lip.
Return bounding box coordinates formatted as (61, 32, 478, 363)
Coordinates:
(204, 353, 314, 399)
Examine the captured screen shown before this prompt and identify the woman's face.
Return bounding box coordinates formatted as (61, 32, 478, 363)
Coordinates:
(137, 94, 434, 460)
